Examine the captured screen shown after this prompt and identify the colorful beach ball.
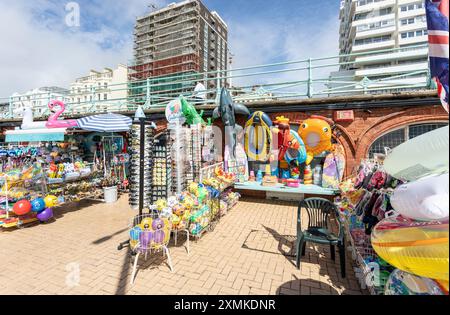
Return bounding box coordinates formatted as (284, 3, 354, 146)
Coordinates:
(31, 198, 46, 213)
(13, 200, 32, 216)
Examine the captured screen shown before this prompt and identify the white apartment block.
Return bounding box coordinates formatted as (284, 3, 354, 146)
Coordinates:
(69, 64, 128, 113)
(333, 0, 430, 93)
(10, 87, 70, 117)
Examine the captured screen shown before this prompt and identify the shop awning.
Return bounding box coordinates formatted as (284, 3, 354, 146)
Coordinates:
(5, 128, 67, 143)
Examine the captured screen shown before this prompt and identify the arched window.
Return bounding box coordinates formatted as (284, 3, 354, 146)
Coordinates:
(368, 122, 448, 158)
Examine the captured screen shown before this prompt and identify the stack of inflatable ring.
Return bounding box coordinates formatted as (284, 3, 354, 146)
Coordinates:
(371, 126, 449, 295)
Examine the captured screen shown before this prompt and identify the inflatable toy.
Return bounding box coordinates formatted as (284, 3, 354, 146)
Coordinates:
(13, 200, 32, 216)
(213, 88, 250, 160)
(31, 198, 46, 213)
(384, 126, 449, 182)
(14, 107, 47, 130)
(244, 111, 273, 162)
(44, 195, 59, 208)
(322, 143, 346, 189)
(180, 96, 205, 126)
(46, 100, 79, 129)
(298, 116, 333, 165)
(390, 173, 449, 221)
(139, 230, 153, 249)
(272, 116, 291, 160)
(130, 226, 142, 241)
(140, 217, 153, 230)
(384, 269, 444, 295)
(37, 208, 54, 222)
(371, 215, 449, 281)
(283, 130, 307, 165)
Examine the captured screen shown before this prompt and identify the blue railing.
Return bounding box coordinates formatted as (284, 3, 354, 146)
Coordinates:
(0, 44, 434, 120)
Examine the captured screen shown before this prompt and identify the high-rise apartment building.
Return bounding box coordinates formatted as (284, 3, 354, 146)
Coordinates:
(129, 0, 228, 103)
(334, 0, 430, 92)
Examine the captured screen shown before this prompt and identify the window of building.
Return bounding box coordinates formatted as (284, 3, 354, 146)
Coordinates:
(401, 29, 428, 39)
(355, 34, 391, 45)
(368, 123, 448, 157)
(98, 94, 101, 101)
(401, 2, 424, 12)
(104, 94, 108, 100)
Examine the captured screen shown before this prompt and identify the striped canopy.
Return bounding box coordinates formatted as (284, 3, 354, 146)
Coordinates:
(77, 113, 132, 132)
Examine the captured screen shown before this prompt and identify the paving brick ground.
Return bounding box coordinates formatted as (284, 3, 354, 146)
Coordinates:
(0, 196, 366, 295)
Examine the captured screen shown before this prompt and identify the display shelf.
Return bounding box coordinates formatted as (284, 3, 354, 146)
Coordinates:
(234, 181, 339, 196)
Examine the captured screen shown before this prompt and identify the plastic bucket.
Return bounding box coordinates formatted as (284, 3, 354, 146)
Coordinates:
(104, 186, 118, 203)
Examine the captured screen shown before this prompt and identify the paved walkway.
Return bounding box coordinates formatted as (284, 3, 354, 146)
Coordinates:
(0, 196, 366, 295)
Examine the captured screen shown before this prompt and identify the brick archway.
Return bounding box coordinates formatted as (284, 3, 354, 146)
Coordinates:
(353, 106, 448, 173)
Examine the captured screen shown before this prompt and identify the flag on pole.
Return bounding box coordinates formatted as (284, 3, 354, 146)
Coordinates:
(426, 0, 449, 113)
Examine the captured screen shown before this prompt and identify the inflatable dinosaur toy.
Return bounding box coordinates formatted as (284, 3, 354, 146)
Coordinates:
(213, 88, 251, 159)
(180, 96, 205, 125)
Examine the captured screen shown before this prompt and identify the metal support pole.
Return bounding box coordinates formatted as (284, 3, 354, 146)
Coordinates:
(307, 58, 313, 98)
(8, 96, 13, 118)
(145, 78, 151, 109)
(215, 70, 221, 106)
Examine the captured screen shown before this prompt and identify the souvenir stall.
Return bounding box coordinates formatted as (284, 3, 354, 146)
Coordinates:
(122, 98, 242, 284)
(0, 101, 133, 230)
(335, 126, 449, 295)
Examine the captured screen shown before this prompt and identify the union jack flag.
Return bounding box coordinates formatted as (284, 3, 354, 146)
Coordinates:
(426, 0, 449, 113)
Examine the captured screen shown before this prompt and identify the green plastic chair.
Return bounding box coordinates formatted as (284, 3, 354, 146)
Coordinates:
(296, 197, 346, 278)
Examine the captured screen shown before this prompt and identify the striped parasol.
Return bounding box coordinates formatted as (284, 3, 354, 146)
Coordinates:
(77, 113, 132, 132)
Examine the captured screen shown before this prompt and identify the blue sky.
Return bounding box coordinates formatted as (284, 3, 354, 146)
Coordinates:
(0, 0, 341, 96)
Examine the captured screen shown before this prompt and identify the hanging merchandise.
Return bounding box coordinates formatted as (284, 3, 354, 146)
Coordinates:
(213, 88, 251, 163)
(227, 125, 249, 183)
(390, 173, 449, 221)
(244, 111, 273, 162)
(298, 116, 333, 165)
(170, 122, 188, 195)
(180, 96, 206, 126)
(383, 125, 448, 182)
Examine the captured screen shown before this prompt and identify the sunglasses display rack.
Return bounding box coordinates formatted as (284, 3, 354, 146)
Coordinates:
(128, 120, 155, 212)
(170, 122, 187, 195)
(151, 131, 172, 203)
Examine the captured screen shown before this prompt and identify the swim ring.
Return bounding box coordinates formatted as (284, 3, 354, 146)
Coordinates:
(384, 126, 449, 182)
(371, 215, 449, 281)
(244, 111, 273, 162)
(390, 173, 449, 221)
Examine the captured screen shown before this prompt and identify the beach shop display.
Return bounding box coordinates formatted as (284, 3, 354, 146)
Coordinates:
(213, 88, 251, 162)
(298, 116, 333, 165)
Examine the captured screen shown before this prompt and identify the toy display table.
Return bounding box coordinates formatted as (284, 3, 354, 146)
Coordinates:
(234, 182, 339, 201)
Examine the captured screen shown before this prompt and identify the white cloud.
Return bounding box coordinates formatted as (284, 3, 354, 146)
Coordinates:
(0, 0, 168, 98)
(0, 0, 341, 100)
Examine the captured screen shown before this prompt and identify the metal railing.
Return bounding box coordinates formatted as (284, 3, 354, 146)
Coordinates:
(0, 44, 434, 120)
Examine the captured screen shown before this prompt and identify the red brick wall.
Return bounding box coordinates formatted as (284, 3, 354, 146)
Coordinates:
(153, 104, 449, 177)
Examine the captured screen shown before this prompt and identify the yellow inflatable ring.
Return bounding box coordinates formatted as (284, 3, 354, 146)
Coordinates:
(371, 215, 449, 281)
